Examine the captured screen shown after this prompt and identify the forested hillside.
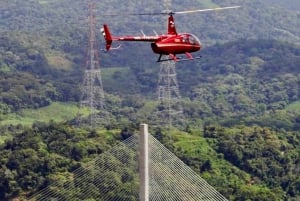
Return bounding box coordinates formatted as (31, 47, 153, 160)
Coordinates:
(0, 0, 300, 200)
(264, 0, 300, 11)
(178, 39, 300, 127)
(1, 121, 300, 200)
(1, 0, 299, 49)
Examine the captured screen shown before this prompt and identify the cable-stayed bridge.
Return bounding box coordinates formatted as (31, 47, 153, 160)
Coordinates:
(28, 124, 228, 201)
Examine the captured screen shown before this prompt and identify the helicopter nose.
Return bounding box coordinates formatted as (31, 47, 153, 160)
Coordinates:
(192, 44, 201, 52)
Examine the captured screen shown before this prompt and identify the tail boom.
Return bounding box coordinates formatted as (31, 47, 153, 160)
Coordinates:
(101, 24, 161, 51)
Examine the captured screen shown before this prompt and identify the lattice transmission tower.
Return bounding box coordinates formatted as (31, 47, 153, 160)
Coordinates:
(157, 59, 184, 126)
(156, 0, 184, 128)
(78, 2, 105, 127)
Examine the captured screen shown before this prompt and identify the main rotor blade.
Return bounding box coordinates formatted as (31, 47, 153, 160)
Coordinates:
(127, 12, 169, 15)
(102, 6, 240, 16)
(102, 12, 167, 16)
(175, 6, 241, 14)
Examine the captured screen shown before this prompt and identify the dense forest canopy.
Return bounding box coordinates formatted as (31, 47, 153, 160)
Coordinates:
(0, 0, 300, 200)
(1, 0, 299, 44)
(263, 0, 300, 11)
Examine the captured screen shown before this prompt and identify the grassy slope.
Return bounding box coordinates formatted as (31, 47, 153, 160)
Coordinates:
(285, 101, 300, 113)
(0, 66, 131, 128)
(0, 135, 12, 145)
(46, 52, 73, 70)
(169, 129, 275, 200)
(0, 67, 130, 126)
(101, 67, 130, 78)
(172, 130, 250, 182)
(0, 102, 87, 126)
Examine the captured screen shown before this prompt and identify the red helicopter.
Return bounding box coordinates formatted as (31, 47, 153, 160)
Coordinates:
(101, 6, 240, 62)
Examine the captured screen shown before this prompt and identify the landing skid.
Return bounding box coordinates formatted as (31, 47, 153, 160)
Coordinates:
(157, 55, 202, 62)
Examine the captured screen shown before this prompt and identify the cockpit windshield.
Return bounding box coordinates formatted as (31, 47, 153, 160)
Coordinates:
(188, 34, 201, 45)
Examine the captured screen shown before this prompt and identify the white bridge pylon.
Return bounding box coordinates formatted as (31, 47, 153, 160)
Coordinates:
(28, 124, 228, 201)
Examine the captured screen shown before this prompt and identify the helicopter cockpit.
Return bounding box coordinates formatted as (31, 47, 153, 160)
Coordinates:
(181, 34, 201, 46)
(188, 34, 201, 45)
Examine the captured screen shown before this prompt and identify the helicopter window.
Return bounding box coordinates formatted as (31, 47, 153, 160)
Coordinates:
(189, 35, 201, 45)
(189, 36, 196, 44)
(182, 36, 189, 43)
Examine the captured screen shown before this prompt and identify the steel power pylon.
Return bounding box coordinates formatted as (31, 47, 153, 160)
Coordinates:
(156, 0, 184, 128)
(158, 0, 184, 126)
(78, 2, 105, 127)
(157, 58, 184, 127)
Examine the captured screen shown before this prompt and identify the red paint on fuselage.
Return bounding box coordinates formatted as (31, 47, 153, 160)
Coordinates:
(151, 33, 201, 55)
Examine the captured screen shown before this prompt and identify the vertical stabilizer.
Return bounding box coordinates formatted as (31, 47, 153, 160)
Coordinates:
(101, 24, 113, 51)
(167, 15, 177, 35)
